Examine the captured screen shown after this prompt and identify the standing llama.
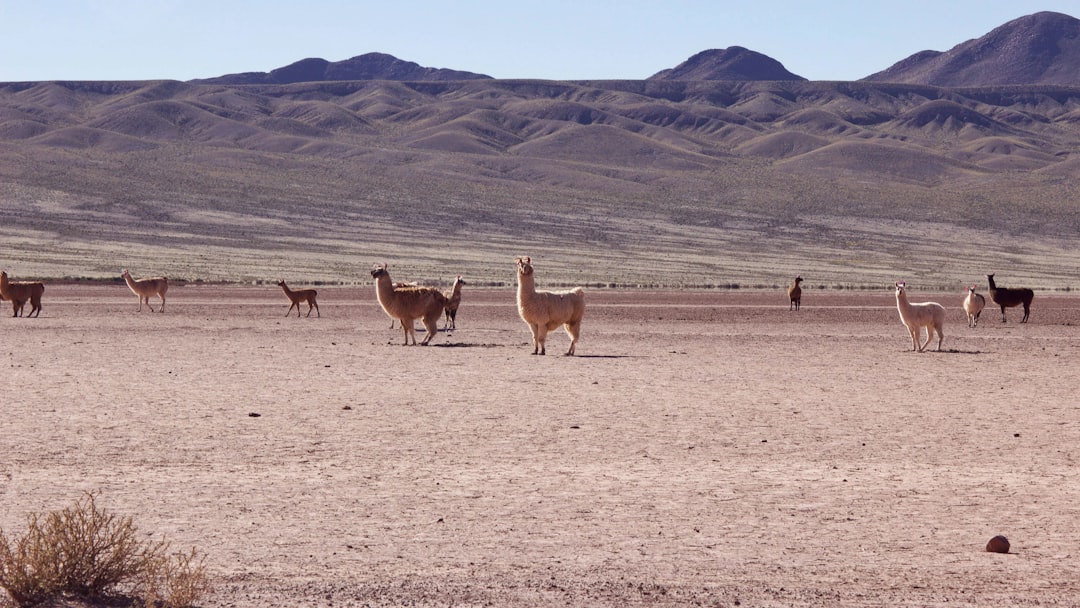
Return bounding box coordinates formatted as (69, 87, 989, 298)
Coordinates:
(963, 284, 986, 328)
(277, 280, 320, 317)
(444, 275, 465, 329)
(894, 281, 946, 352)
(121, 269, 168, 312)
(370, 264, 447, 346)
(986, 273, 1034, 323)
(788, 275, 803, 311)
(0, 270, 45, 317)
(515, 257, 585, 356)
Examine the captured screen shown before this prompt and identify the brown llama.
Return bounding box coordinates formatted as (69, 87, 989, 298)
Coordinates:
(0, 270, 44, 318)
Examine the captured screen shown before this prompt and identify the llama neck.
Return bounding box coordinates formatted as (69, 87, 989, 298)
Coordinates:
(517, 273, 535, 300)
(122, 273, 138, 289)
(279, 283, 292, 296)
(895, 291, 912, 317)
(375, 274, 396, 305)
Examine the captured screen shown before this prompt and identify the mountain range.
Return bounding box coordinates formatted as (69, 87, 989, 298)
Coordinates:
(197, 12, 1080, 87)
(1, 11, 1080, 288)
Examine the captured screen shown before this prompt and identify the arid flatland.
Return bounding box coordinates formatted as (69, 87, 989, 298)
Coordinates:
(2, 286, 1078, 606)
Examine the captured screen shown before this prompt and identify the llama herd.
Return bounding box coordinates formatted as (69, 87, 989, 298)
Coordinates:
(0, 264, 1043, 356)
(369, 258, 584, 354)
(882, 273, 1034, 353)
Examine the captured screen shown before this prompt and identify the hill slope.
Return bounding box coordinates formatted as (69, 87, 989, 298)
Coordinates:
(2, 76, 1080, 288)
(649, 47, 806, 81)
(194, 52, 491, 85)
(864, 11, 1080, 86)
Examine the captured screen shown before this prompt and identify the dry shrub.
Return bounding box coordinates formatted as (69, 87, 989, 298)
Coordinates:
(135, 546, 211, 608)
(0, 492, 210, 607)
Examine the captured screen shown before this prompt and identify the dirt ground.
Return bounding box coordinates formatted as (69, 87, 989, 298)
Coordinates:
(2, 284, 1079, 607)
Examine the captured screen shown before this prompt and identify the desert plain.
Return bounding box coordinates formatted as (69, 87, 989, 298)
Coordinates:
(2, 283, 1079, 607)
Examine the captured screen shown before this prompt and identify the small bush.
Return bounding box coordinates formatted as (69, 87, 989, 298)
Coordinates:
(0, 492, 210, 607)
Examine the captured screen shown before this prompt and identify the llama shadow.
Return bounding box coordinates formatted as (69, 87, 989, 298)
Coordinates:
(433, 342, 503, 348)
(941, 348, 984, 355)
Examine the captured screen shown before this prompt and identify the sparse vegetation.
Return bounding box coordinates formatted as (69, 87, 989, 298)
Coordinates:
(0, 492, 210, 608)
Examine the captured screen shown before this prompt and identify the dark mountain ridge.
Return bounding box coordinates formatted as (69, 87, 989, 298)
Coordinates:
(864, 11, 1080, 86)
(193, 52, 491, 85)
(648, 46, 805, 81)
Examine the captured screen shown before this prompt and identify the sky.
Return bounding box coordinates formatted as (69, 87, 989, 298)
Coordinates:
(1, 1, 1078, 83)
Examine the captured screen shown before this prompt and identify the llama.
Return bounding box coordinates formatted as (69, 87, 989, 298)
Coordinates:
(986, 273, 1034, 323)
(370, 264, 447, 346)
(121, 269, 168, 312)
(894, 281, 946, 352)
(962, 284, 986, 328)
(277, 280, 319, 318)
(515, 257, 585, 355)
(444, 275, 466, 329)
(788, 275, 803, 311)
(0, 271, 45, 318)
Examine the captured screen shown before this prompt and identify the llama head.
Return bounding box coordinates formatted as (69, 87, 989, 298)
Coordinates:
(895, 281, 906, 294)
(370, 263, 389, 279)
(516, 257, 533, 276)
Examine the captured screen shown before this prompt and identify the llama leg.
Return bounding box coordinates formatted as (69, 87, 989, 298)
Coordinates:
(564, 321, 580, 356)
(1000, 306, 1007, 323)
(159, 294, 165, 313)
(1021, 304, 1030, 323)
(147, 296, 156, 313)
(313, 301, 319, 318)
(936, 325, 944, 351)
(420, 317, 438, 345)
(532, 323, 547, 355)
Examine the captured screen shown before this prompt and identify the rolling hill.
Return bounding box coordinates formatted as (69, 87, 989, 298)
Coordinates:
(2, 14, 1080, 289)
(864, 11, 1080, 86)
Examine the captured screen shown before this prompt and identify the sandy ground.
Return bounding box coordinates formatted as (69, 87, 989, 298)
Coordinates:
(2, 284, 1079, 607)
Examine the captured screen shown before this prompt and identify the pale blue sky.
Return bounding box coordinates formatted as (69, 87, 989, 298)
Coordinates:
(1, 1, 1077, 82)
